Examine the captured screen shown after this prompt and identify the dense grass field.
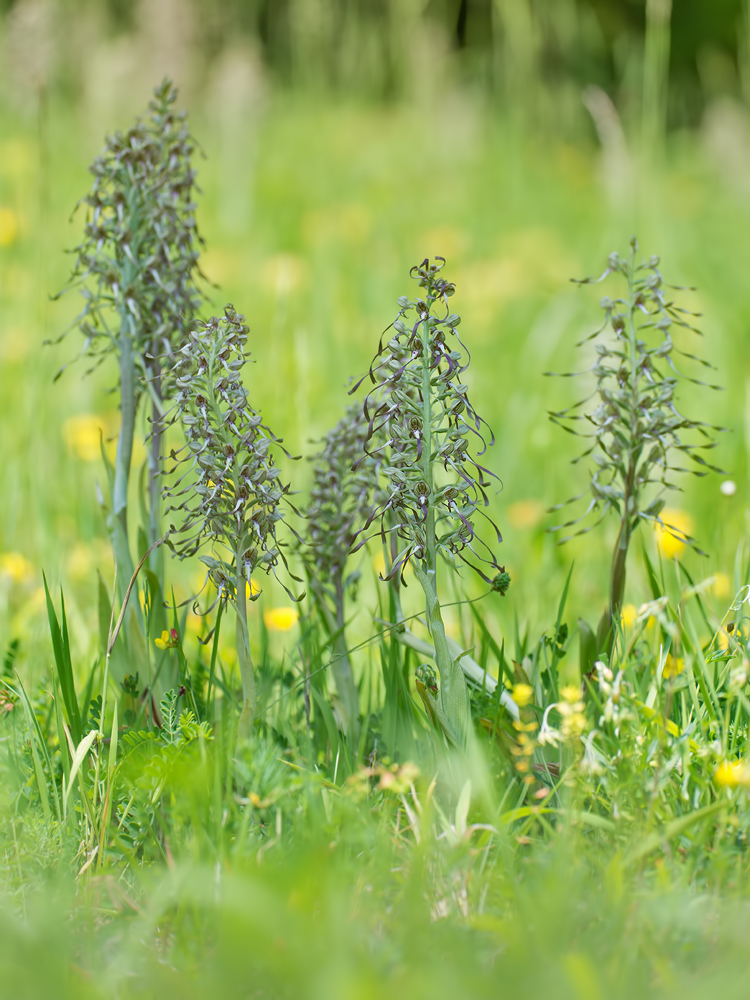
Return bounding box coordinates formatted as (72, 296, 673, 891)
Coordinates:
(4, 8, 750, 996)
(3, 91, 749, 666)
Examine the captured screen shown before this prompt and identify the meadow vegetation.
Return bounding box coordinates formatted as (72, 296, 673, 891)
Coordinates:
(3, 3, 750, 997)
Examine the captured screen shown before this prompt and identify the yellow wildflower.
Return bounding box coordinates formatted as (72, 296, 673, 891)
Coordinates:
(0, 139, 32, 179)
(0, 207, 19, 247)
(220, 645, 238, 666)
(511, 683, 534, 708)
(185, 612, 203, 637)
(620, 603, 637, 628)
(560, 684, 582, 704)
(663, 653, 685, 678)
(372, 551, 386, 578)
(714, 760, 750, 789)
(263, 607, 299, 632)
(654, 508, 693, 560)
(712, 572, 731, 599)
(66, 542, 94, 581)
(554, 685, 587, 742)
(62, 414, 108, 462)
(0, 552, 34, 584)
(154, 628, 179, 650)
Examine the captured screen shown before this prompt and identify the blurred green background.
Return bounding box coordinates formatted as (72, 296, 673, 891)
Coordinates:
(1, 0, 750, 677)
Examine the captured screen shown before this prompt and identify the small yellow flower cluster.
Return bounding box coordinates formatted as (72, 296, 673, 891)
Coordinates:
(263, 607, 299, 632)
(654, 508, 693, 560)
(154, 628, 179, 650)
(510, 684, 538, 783)
(714, 760, 750, 789)
(620, 603, 637, 628)
(230, 580, 262, 600)
(0, 552, 34, 584)
(345, 761, 420, 800)
(512, 683, 534, 707)
(712, 572, 731, 599)
(62, 414, 109, 462)
(0, 207, 19, 247)
(662, 653, 685, 678)
(246, 790, 274, 809)
(621, 602, 660, 630)
(558, 685, 587, 742)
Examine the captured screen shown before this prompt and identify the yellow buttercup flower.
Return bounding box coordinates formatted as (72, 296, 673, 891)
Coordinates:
(263, 607, 299, 632)
(511, 683, 534, 708)
(62, 414, 108, 462)
(620, 603, 637, 628)
(0, 207, 19, 247)
(372, 551, 386, 578)
(185, 612, 203, 637)
(712, 572, 731, 599)
(654, 508, 693, 560)
(714, 760, 750, 789)
(0, 552, 34, 584)
(231, 580, 261, 600)
(663, 654, 686, 678)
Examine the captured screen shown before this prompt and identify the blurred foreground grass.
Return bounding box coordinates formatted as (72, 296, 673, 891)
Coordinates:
(3, 760, 750, 1000)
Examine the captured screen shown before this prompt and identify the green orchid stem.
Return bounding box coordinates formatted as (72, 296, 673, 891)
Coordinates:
(414, 309, 470, 749)
(307, 576, 358, 737)
(413, 562, 469, 749)
(110, 310, 143, 631)
(110, 191, 144, 628)
(235, 564, 255, 745)
(599, 245, 642, 653)
(147, 375, 165, 585)
(332, 575, 359, 737)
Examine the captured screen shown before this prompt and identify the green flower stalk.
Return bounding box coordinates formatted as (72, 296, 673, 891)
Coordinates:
(304, 403, 380, 735)
(55, 79, 205, 611)
(352, 257, 508, 750)
(548, 238, 723, 659)
(164, 305, 301, 739)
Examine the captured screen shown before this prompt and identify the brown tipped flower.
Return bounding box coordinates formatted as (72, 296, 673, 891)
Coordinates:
(163, 304, 297, 600)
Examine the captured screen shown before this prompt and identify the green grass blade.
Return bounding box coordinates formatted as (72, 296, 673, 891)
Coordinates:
(627, 800, 728, 865)
(8, 675, 58, 822)
(42, 573, 82, 743)
(63, 729, 98, 819)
